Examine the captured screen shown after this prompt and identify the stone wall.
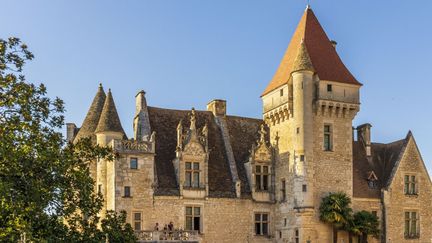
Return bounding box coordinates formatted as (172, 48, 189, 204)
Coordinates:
(384, 138, 432, 242)
(128, 196, 274, 243)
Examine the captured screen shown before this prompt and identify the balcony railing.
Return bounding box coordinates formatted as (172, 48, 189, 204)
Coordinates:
(135, 230, 200, 242)
(113, 139, 153, 153)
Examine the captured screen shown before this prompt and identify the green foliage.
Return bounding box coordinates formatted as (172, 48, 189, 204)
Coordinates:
(319, 192, 353, 229)
(102, 211, 137, 243)
(352, 211, 380, 238)
(0, 37, 136, 242)
(319, 192, 380, 243)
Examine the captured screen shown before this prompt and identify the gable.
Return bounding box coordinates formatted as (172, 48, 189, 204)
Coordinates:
(387, 133, 432, 189)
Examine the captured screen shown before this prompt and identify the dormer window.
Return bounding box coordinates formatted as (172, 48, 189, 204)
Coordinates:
(185, 162, 200, 188)
(367, 171, 378, 189)
(255, 165, 269, 191)
(327, 84, 332, 92)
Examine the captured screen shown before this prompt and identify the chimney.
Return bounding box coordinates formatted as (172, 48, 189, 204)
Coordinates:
(135, 90, 147, 114)
(357, 123, 372, 156)
(207, 99, 226, 117)
(66, 123, 78, 142)
(133, 90, 151, 141)
(330, 40, 337, 49)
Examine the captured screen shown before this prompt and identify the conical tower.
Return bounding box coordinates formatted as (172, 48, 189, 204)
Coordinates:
(73, 84, 106, 143)
(95, 88, 127, 145)
(95, 89, 126, 214)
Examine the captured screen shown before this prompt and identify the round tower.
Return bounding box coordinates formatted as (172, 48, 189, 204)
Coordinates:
(291, 41, 315, 208)
(95, 89, 126, 215)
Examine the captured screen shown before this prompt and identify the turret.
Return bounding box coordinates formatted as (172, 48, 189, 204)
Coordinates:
(133, 90, 151, 141)
(291, 40, 315, 208)
(73, 84, 106, 143)
(95, 89, 126, 145)
(94, 89, 126, 214)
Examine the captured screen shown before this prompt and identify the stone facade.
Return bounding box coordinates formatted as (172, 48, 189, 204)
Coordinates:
(67, 6, 432, 243)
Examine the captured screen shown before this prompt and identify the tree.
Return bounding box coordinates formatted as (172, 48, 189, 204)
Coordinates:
(319, 192, 353, 243)
(0, 37, 136, 242)
(102, 211, 136, 243)
(352, 211, 380, 243)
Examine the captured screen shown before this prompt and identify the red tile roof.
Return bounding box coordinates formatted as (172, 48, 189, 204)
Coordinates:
(262, 7, 361, 96)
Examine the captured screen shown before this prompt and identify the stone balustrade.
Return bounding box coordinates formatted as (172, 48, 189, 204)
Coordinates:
(113, 139, 154, 154)
(135, 230, 200, 242)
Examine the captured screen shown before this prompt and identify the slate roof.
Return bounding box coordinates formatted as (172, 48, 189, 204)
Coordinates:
(226, 116, 264, 197)
(352, 137, 407, 198)
(148, 107, 263, 198)
(95, 89, 127, 138)
(262, 7, 361, 96)
(74, 84, 106, 143)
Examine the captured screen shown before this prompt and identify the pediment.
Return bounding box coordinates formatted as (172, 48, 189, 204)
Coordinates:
(183, 141, 205, 157)
(254, 143, 272, 162)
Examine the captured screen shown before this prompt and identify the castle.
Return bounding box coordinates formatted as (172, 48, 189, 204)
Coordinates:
(67, 6, 432, 243)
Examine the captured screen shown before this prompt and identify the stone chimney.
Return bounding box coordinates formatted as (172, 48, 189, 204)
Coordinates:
(207, 99, 226, 117)
(134, 90, 151, 141)
(66, 123, 78, 142)
(357, 123, 372, 156)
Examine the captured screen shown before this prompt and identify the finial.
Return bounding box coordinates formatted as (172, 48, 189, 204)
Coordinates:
(258, 124, 267, 144)
(108, 88, 111, 93)
(99, 83, 103, 88)
(190, 108, 196, 131)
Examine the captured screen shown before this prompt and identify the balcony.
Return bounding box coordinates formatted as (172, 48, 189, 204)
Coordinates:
(135, 230, 201, 242)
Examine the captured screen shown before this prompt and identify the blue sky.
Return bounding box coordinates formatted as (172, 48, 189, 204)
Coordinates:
(2, 1, 432, 172)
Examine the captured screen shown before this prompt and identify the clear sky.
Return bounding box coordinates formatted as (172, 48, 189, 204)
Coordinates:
(2, 1, 432, 172)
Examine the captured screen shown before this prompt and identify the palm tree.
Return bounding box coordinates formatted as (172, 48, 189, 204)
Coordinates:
(319, 192, 353, 243)
(352, 211, 380, 243)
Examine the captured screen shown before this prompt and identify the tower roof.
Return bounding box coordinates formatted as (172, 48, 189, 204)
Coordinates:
(262, 7, 361, 96)
(95, 89, 126, 136)
(74, 84, 106, 143)
(292, 41, 315, 72)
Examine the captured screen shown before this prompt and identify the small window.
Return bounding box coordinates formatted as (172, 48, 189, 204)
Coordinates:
(134, 212, 142, 231)
(327, 84, 332, 92)
(98, 184, 102, 193)
(323, 125, 333, 151)
(279, 231, 282, 238)
(295, 229, 299, 243)
(284, 218, 287, 227)
(302, 184, 307, 192)
(404, 175, 417, 195)
(185, 206, 201, 232)
(281, 180, 286, 201)
(296, 127, 300, 134)
(405, 211, 419, 238)
(280, 89, 284, 96)
(255, 213, 269, 236)
(300, 155, 305, 161)
(124, 186, 131, 197)
(130, 157, 138, 169)
(255, 165, 270, 191)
